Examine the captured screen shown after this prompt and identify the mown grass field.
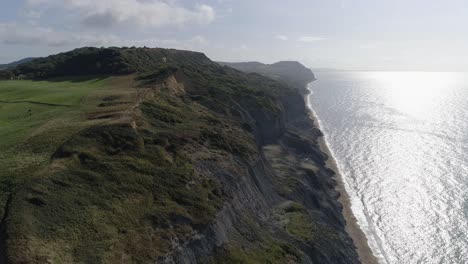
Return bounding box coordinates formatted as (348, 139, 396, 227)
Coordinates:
(1, 77, 106, 147)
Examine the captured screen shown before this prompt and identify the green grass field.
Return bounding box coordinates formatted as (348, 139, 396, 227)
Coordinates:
(0, 75, 136, 181)
(1, 77, 106, 146)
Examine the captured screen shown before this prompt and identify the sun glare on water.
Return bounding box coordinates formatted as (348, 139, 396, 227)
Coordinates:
(361, 72, 462, 119)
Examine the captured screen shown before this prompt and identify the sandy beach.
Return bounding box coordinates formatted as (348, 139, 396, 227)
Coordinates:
(305, 93, 379, 264)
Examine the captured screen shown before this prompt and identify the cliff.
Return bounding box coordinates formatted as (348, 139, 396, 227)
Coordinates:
(218, 61, 316, 94)
(0, 47, 359, 263)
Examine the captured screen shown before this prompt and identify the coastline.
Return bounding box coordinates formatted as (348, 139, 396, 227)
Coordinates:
(304, 87, 379, 264)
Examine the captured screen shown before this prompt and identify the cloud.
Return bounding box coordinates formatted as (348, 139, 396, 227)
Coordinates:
(26, 0, 215, 28)
(0, 23, 208, 50)
(297, 36, 325, 43)
(0, 23, 119, 47)
(275, 35, 288, 41)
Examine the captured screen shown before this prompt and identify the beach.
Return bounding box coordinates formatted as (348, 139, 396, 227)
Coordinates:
(305, 90, 379, 264)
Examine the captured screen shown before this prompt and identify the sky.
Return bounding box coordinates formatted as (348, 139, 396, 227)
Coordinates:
(0, 0, 467, 71)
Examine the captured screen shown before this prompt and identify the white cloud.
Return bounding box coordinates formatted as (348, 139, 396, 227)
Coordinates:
(275, 35, 288, 41)
(0, 23, 208, 50)
(26, 0, 215, 28)
(297, 36, 325, 43)
(0, 23, 119, 46)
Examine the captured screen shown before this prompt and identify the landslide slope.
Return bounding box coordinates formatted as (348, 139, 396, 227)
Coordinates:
(0, 47, 359, 264)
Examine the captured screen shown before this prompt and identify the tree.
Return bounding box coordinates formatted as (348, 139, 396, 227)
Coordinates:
(0, 70, 15, 80)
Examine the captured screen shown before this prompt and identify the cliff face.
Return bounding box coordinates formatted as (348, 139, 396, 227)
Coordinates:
(0, 48, 359, 263)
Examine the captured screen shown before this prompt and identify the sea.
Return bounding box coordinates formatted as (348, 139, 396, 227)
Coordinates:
(307, 72, 468, 264)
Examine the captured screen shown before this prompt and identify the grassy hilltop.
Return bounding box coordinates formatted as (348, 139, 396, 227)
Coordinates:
(0, 47, 358, 264)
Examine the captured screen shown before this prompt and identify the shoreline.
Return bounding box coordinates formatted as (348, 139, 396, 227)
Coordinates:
(304, 86, 379, 264)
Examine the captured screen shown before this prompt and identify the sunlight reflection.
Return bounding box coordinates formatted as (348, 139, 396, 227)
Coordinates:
(361, 72, 462, 119)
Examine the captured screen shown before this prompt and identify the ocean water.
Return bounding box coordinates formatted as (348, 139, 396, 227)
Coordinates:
(307, 72, 468, 264)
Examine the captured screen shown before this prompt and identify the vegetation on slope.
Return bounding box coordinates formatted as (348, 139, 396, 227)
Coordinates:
(9, 98, 231, 262)
(10, 47, 212, 79)
(0, 76, 136, 237)
(218, 61, 316, 93)
(0, 47, 296, 263)
(0, 57, 35, 70)
(0, 47, 358, 263)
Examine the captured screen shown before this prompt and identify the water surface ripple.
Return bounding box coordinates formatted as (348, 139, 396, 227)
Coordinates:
(308, 72, 468, 264)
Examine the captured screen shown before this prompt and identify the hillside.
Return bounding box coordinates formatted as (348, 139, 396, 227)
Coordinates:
(11, 47, 211, 79)
(0, 57, 35, 70)
(218, 61, 316, 94)
(0, 47, 359, 263)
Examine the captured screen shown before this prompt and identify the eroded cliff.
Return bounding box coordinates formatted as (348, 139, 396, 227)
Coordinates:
(0, 47, 359, 263)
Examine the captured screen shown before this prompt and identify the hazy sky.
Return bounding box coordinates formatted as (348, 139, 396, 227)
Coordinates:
(0, 0, 467, 71)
